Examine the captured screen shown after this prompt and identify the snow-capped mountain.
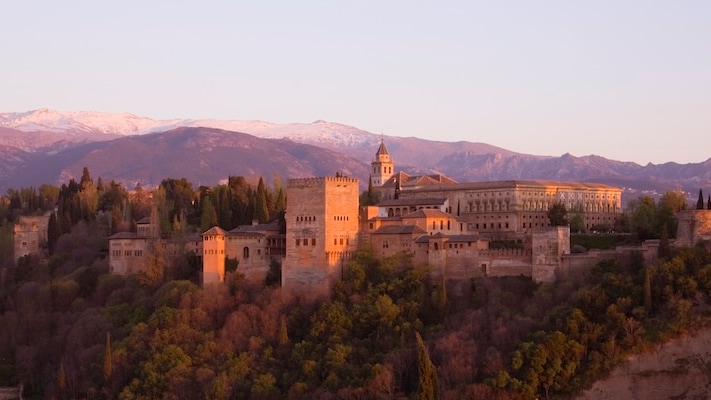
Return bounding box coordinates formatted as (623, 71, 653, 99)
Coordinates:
(2, 108, 709, 199)
(0, 108, 379, 149)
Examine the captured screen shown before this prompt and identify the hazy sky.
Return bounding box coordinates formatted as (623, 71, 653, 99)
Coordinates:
(2, 1, 709, 165)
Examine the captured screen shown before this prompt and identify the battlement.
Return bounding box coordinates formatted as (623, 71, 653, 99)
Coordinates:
(287, 176, 359, 188)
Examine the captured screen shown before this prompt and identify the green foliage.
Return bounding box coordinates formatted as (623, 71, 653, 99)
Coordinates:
(200, 196, 218, 232)
(264, 259, 281, 287)
(697, 189, 704, 210)
(415, 331, 439, 400)
(571, 233, 635, 250)
(3, 174, 711, 400)
(547, 201, 568, 226)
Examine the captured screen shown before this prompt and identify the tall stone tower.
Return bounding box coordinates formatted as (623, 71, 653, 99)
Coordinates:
(202, 226, 226, 285)
(371, 140, 394, 187)
(282, 176, 360, 298)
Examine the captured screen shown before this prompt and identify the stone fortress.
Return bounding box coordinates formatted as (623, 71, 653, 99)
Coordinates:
(12, 140, 707, 295)
(102, 141, 711, 295)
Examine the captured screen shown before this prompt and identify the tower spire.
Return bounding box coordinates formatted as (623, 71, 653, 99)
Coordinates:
(371, 135, 394, 188)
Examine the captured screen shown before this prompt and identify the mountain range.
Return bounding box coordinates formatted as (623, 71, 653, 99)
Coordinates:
(1, 109, 709, 202)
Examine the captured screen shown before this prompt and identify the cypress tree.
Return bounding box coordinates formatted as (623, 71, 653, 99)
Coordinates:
(707, 195, 711, 210)
(278, 316, 289, 347)
(200, 197, 218, 232)
(415, 331, 439, 400)
(658, 224, 670, 259)
(697, 189, 704, 210)
(80, 166, 92, 187)
(58, 362, 67, 399)
(47, 212, 61, 254)
(104, 332, 113, 382)
(644, 266, 653, 314)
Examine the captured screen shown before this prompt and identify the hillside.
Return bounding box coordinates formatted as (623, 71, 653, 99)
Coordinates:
(0, 127, 369, 190)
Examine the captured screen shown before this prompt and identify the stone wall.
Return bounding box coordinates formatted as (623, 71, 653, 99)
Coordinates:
(676, 209, 711, 247)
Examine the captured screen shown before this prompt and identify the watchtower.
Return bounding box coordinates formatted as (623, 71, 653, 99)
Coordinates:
(282, 176, 360, 297)
(371, 140, 394, 187)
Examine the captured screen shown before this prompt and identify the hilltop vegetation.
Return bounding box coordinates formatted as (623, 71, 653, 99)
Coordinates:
(1, 173, 710, 399)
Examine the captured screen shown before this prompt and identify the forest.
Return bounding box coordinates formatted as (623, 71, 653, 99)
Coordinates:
(0, 170, 709, 399)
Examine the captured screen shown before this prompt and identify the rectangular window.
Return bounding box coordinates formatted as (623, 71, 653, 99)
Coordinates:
(311, 238, 316, 246)
(295, 239, 300, 246)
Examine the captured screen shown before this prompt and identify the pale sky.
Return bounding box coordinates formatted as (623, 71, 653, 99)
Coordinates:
(1, 1, 710, 165)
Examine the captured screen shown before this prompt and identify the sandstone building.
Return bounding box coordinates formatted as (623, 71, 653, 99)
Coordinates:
(13, 214, 50, 262)
(109, 216, 283, 281)
(108, 140, 627, 294)
(675, 209, 711, 247)
(281, 176, 360, 297)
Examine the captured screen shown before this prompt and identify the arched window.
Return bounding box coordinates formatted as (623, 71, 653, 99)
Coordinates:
(243, 247, 249, 259)
(433, 242, 439, 251)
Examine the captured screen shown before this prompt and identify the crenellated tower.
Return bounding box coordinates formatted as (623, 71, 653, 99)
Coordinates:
(371, 139, 394, 187)
(282, 176, 360, 298)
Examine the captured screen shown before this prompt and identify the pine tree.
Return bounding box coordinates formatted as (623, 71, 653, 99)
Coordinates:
(707, 195, 710, 210)
(415, 331, 439, 400)
(697, 189, 705, 209)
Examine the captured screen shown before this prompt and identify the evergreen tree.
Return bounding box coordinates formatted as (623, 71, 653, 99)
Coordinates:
(658, 224, 670, 259)
(436, 277, 448, 321)
(278, 316, 289, 347)
(274, 187, 286, 214)
(644, 266, 653, 314)
(707, 195, 710, 210)
(58, 362, 67, 399)
(80, 166, 93, 186)
(104, 332, 113, 382)
(47, 211, 61, 254)
(547, 202, 568, 226)
(201, 197, 218, 232)
(697, 189, 705, 209)
(254, 187, 269, 223)
(415, 331, 439, 400)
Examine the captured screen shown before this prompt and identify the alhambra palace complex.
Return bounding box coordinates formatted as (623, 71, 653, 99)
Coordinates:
(13, 142, 711, 296)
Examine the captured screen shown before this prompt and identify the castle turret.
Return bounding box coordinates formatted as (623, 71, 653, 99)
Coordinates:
(371, 139, 394, 187)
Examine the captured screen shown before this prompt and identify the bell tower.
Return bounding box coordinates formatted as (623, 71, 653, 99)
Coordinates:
(371, 139, 394, 187)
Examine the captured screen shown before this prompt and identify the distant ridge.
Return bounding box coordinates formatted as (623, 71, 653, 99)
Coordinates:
(0, 109, 709, 199)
